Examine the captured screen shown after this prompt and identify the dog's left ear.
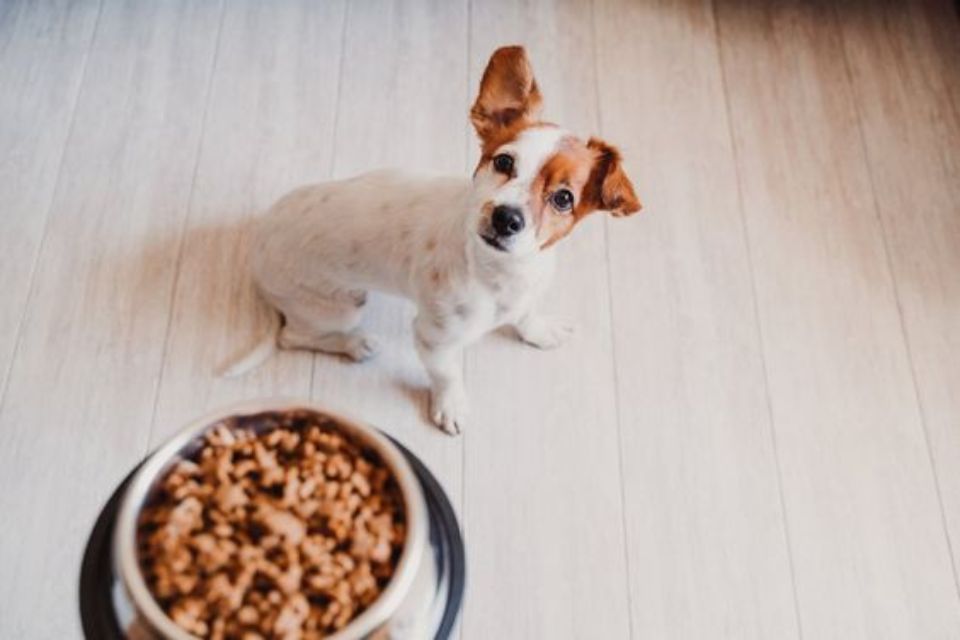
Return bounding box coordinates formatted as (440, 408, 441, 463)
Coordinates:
(584, 138, 642, 217)
(471, 46, 543, 142)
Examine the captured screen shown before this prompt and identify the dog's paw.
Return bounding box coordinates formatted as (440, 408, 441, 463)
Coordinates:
(430, 388, 467, 436)
(344, 334, 380, 362)
(516, 315, 575, 350)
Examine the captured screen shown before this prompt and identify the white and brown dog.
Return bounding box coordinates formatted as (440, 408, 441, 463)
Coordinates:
(227, 46, 641, 434)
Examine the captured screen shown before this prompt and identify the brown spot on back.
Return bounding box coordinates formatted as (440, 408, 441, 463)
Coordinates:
(425, 238, 437, 251)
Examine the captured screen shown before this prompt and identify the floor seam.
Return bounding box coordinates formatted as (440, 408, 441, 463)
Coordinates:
(144, 0, 227, 455)
(834, 0, 960, 604)
(711, 1, 805, 637)
(591, 1, 636, 637)
(309, 1, 351, 401)
(458, 0, 472, 637)
(0, 0, 104, 421)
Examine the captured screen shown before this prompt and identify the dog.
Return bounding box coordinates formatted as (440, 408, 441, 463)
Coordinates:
(225, 46, 641, 435)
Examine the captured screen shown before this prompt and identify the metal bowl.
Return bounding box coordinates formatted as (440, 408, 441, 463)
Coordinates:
(107, 398, 459, 639)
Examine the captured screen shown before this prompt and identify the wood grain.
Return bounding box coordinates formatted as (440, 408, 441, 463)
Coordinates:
(715, 0, 960, 636)
(838, 0, 960, 594)
(594, 0, 800, 637)
(463, 2, 632, 638)
(0, 0, 101, 400)
(0, 0, 223, 634)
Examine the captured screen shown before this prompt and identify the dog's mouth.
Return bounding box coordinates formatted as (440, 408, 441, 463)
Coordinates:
(479, 233, 508, 252)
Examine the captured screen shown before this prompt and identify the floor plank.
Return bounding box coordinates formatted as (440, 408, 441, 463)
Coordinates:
(308, 0, 468, 520)
(0, 0, 223, 635)
(0, 0, 100, 402)
(462, 2, 632, 638)
(149, 0, 346, 445)
(593, 1, 800, 637)
(715, 0, 960, 636)
(838, 0, 960, 595)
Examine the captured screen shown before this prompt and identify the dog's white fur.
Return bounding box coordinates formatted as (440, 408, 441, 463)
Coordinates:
(225, 47, 639, 435)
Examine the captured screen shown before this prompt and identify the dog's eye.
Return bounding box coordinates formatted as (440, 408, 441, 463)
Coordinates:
(492, 154, 514, 175)
(551, 189, 574, 212)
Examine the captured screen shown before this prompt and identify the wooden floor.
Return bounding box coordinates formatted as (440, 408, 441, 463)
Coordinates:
(1, 0, 959, 637)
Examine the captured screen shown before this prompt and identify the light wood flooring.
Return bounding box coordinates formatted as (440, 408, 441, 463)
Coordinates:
(1, 0, 959, 637)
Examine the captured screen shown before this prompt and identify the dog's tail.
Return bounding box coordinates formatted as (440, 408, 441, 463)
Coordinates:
(218, 311, 281, 378)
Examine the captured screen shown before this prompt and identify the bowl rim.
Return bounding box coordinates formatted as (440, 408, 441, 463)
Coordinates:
(113, 397, 428, 640)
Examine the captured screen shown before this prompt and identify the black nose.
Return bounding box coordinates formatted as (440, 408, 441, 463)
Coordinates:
(491, 205, 525, 236)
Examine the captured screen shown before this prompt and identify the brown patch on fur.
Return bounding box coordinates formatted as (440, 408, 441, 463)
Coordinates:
(581, 138, 642, 217)
(470, 46, 550, 165)
(531, 137, 642, 249)
(425, 238, 437, 251)
(475, 200, 497, 232)
(530, 139, 595, 248)
(473, 121, 558, 175)
(430, 269, 441, 285)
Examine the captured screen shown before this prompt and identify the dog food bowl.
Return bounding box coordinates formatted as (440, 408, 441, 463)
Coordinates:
(79, 399, 465, 639)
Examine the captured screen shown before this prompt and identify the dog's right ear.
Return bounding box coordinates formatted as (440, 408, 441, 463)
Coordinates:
(470, 46, 543, 143)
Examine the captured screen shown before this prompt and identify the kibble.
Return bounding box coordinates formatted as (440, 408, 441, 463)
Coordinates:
(137, 411, 406, 639)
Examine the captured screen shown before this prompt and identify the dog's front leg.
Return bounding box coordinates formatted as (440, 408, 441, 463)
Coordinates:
(513, 312, 575, 350)
(414, 315, 467, 436)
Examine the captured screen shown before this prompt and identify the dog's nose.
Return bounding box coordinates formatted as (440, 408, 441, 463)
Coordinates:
(491, 205, 525, 236)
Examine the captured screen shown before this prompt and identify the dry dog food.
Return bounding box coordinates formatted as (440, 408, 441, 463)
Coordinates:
(136, 411, 406, 639)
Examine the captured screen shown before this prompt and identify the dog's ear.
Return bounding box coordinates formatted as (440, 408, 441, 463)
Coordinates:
(471, 46, 543, 142)
(583, 138, 642, 217)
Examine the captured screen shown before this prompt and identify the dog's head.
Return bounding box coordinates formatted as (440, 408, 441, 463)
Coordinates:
(469, 46, 641, 256)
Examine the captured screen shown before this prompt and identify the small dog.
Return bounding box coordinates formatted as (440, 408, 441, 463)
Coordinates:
(226, 46, 641, 434)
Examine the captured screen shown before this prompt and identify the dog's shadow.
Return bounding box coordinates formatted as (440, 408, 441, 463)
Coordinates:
(125, 216, 265, 366)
